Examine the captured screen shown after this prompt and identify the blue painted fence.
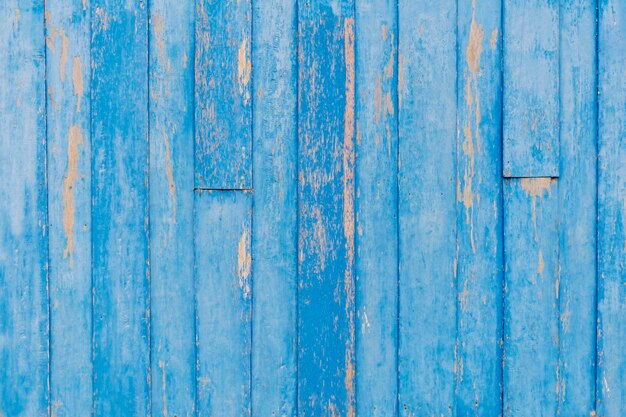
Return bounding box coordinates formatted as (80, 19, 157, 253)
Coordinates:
(0, 0, 624, 416)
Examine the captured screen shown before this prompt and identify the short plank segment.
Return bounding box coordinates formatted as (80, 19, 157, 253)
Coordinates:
(597, 0, 626, 415)
(149, 0, 196, 416)
(503, 0, 560, 177)
(354, 0, 398, 416)
(195, 191, 252, 417)
(195, 0, 252, 189)
(0, 2, 48, 416)
(251, 0, 298, 415)
(503, 178, 559, 417)
(297, 2, 356, 416)
(456, 0, 503, 414)
(558, 1, 597, 414)
(398, 0, 457, 415)
(45, 1, 92, 416)
(91, 2, 150, 415)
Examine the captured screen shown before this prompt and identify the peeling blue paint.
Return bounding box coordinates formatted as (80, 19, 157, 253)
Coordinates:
(0, 1, 623, 416)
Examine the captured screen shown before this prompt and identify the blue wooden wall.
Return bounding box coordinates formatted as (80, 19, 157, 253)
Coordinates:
(0, 1, 624, 416)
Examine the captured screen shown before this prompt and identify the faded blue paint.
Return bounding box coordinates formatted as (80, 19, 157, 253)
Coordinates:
(558, 1, 597, 414)
(195, 191, 252, 417)
(45, 1, 92, 416)
(91, 2, 150, 415)
(1, 1, 625, 417)
(504, 178, 559, 417)
(195, 0, 252, 190)
(456, 0, 503, 415)
(251, 0, 298, 415)
(297, 2, 356, 416)
(149, 0, 196, 416)
(0, 2, 48, 416)
(355, 0, 398, 416)
(398, 1, 457, 415)
(597, 0, 626, 415)
(503, 0, 560, 177)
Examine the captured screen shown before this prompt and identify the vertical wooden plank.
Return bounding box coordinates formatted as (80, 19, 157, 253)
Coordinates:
(397, 0, 457, 415)
(502, 0, 560, 177)
(297, 1, 356, 416)
(251, 0, 298, 415)
(45, 1, 91, 416)
(91, 2, 150, 415)
(149, 0, 196, 416)
(558, 1, 597, 415)
(503, 178, 559, 417)
(354, 1, 398, 416)
(456, 0, 503, 415)
(195, 191, 252, 417)
(597, 0, 626, 415)
(0, 1, 48, 416)
(195, 0, 252, 189)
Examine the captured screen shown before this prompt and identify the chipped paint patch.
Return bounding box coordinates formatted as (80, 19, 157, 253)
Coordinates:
(490, 28, 498, 50)
(62, 125, 84, 267)
(374, 75, 382, 124)
(51, 400, 62, 417)
(460, 2, 485, 253)
(72, 57, 83, 112)
(237, 37, 251, 101)
(521, 178, 554, 242)
(159, 360, 168, 417)
(343, 17, 356, 417)
(59, 30, 69, 82)
(237, 228, 251, 299)
(152, 13, 167, 65)
(398, 52, 404, 109)
(520, 177, 553, 198)
(162, 130, 176, 217)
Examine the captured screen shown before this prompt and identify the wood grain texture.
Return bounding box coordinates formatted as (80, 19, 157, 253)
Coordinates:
(503, 178, 559, 417)
(195, 191, 252, 417)
(456, 0, 503, 415)
(149, 1, 196, 416)
(195, 0, 252, 189)
(503, 0, 560, 177)
(597, 0, 626, 415)
(91, 2, 150, 415)
(558, 0, 597, 414)
(251, 0, 298, 415)
(45, 1, 92, 416)
(354, 1, 398, 416)
(0, 1, 48, 416)
(398, 0, 457, 415)
(297, 1, 356, 416)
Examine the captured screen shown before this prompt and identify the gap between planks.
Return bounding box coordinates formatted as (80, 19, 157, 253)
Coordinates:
(194, 188, 253, 192)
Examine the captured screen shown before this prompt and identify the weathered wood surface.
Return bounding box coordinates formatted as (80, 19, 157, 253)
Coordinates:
(297, 2, 356, 416)
(355, 1, 398, 416)
(558, 1, 597, 414)
(503, 0, 560, 177)
(149, 0, 196, 416)
(0, 2, 48, 416)
(45, 1, 92, 416)
(503, 178, 559, 417)
(597, 0, 626, 415)
(398, 1, 457, 415)
(195, 0, 252, 189)
(195, 191, 252, 417)
(0, 1, 624, 416)
(91, 2, 150, 415)
(251, 0, 298, 415)
(456, 0, 503, 414)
